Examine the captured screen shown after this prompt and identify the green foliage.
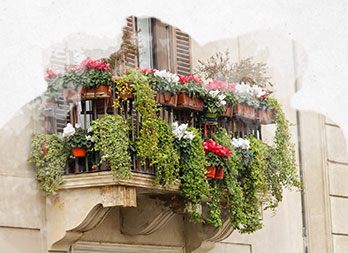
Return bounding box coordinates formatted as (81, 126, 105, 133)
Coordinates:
(177, 127, 209, 221)
(207, 181, 223, 227)
(84, 68, 113, 88)
(129, 69, 160, 162)
(66, 127, 92, 149)
(28, 134, 69, 193)
(92, 114, 131, 179)
(266, 99, 302, 208)
(152, 120, 180, 187)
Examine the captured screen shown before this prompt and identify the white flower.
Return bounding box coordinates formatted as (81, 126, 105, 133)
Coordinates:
(235, 83, 253, 95)
(218, 94, 226, 101)
(183, 131, 195, 140)
(154, 70, 179, 83)
(209, 90, 219, 98)
(75, 123, 81, 128)
(231, 137, 250, 150)
(87, 126, 93, 133)
(220, 100, 226, 106)
(63, 123, 75, 138)
(252, 85, 266, 98)
(172, 122, 191, 140)
(85, 135, 94, 142)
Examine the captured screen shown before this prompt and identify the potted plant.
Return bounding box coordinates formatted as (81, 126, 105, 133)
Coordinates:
(203, 90, 226, 120)
(71, 59, 113, 97)
(28, 133, 70, 193)
(176, 75, 204, 111)
(202, 139, 232, 179)
(63, 123, 93, 157)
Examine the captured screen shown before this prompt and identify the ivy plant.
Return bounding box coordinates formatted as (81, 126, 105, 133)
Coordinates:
(91, 114, 131, 179)
(28, 134, 69, 194)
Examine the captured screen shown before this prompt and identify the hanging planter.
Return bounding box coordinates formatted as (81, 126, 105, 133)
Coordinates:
(206, 166, 216, 178)
(205, 112, 217, 119)
(176, 90, 203, 111)
(156, 92, 177, 107)
(72, 147, 86, 157)
(215, 168, 224, 179)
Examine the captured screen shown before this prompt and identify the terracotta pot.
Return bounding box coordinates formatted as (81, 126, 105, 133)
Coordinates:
(176, 90, 203, 111)
(256, 109, 275, 124)
(72, 147, 86, 157)
(41, 141, 48, 155)
(215, 168, 224, 179)
(155, 92, 177, 107)
(206, 166, 216, 178)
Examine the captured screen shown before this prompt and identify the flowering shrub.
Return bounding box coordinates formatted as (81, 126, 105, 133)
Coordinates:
(203, 90, 227, 114)
(202, 139, 232, 167)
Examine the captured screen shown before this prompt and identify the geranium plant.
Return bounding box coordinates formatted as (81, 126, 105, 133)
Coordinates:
(202, 139, 232, 167)
(203, 90, 227, 115)
(80, 59, 112, 88)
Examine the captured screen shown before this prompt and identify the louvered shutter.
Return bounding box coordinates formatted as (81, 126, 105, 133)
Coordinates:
(174, 29, 192, 75)
(124, 16, 138, 69)
(47, 48, 72, 134)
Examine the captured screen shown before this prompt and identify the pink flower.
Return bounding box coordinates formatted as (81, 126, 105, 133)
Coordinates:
(44, 69, 58, 80)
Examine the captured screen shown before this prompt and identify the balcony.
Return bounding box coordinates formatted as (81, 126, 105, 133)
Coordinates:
(31, 64, 300, 252)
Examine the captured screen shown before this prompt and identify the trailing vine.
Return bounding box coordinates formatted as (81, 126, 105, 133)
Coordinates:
(177, 127, 209, 221)
(28, 134, 69, 193)
(91, 114, 131, 179)
(129, 69, 159, 162)
(152, 120, 180, 187)
(266, 99, 302, 208)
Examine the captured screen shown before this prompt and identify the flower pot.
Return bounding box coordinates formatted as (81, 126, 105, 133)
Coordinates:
(176, 90, 203, 111)
(41, 141, 48, 155)
(215, 168, 224, 179)
(155, 92, 177, 107)
(119, 84, 133, 99)
(222, 105, 233, 117)
(72, 147, 86, 157)
(206, 166, 216, 178)
(205, 112, 217, 119)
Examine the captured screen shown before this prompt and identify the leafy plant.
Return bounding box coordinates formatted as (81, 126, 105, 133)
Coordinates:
(129, 69, 160, 162)
(28, 134, 69, 193)
(66, 127, 93, 149)
(152, 120, 180, 187)
(176, 127, 209, 221)
(92, 114, 131, 179)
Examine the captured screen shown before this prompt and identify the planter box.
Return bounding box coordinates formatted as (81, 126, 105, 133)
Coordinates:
(155, 92, 177, 107)
(176, 90, 203, 111)
(234, 103, 256, 120)
(85, 85, 111, 98)
(206, 166, 216, 178)
(222, 105, 234, 117)
(256, 109, 275, 124)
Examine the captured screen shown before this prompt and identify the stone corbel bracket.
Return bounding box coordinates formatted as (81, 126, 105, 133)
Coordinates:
(47, 185, 137, 252)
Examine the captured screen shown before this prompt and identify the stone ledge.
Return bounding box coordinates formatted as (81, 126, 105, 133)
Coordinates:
(60, 172, 180, 194)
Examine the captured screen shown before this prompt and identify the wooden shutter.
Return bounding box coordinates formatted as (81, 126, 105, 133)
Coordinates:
(152, 18, 170, 71)
(173, 29, 192, 75)
(124, 16, 138, 69)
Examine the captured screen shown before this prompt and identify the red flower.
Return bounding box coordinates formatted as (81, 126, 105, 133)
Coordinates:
(179, 75, 202, 84)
